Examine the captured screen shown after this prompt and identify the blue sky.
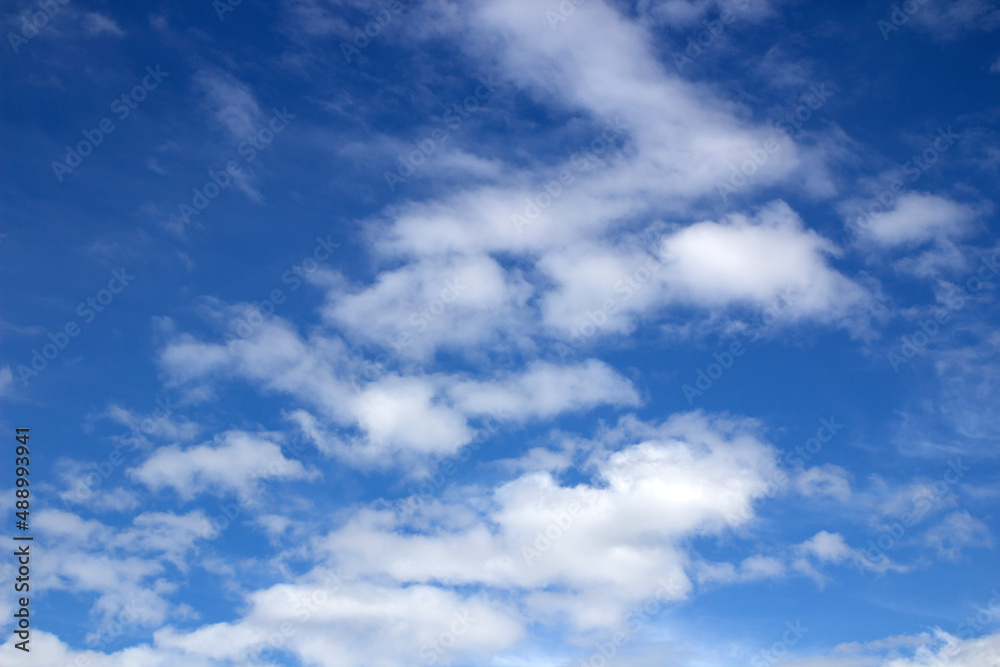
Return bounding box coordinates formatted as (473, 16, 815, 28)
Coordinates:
(2, 0, 1000, 665)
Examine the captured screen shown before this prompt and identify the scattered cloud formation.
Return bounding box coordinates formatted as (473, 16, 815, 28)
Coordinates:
(1, 0, 998, 665)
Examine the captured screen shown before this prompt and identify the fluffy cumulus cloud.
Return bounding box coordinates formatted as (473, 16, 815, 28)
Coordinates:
(129, 430, 317, 500)
(852, 193, 981, 249)
(322, 253, 533, 360)
(652, 202, 870, 319)
(316, 413, 781, 630)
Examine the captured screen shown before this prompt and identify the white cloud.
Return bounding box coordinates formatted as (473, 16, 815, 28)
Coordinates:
(29, 508, 218, 630)
(795, 464, 852, 502)
(0, 631, 215, 667)
(193, 69, 263, 141)
(158, 306, 641, 467)
(129, 430, 316, 500)
(25, 1, 988, 664)
(467, 0, 801, 199)
(346, 375, 474, 459)
(0, 365, 12, 396)
(300, 0, 870, 358)
(776, 629, 1000, 667)
(81, 12, 125, 37)
(446, 359, 641, 420)
(101, 402, 201, 447)
(15, 412, 775, 663)
(696, 554, 787, 584)
(653, 201, 868, 320)
(922, 510, 993, 560)
(511, 201, 870, 340)
(318, 412, 781, 630)
(795, 530, 854, 563)
(909, 0, 1000, 40)
(322, 253, 532, 360)
(853, 193, 980, 249)
(284, 0, 353, 38)
(155, 578, 524, 667)
(11, 627, 1000, 667)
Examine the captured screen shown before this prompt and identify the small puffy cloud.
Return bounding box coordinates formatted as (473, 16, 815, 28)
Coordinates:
(790, 531, 872, 584)
(853, 193, 981, 248)
(656, 202, 865, 317)
(446, 359, 641, 420)
(347, 375, 473, 459)
(795, 464, 852, 502)
(129, 431, 316, 500)
(697, 554, 787, 584)
(540, 201, 872, 337)
(796, 530, 854, 563)
(323, 253, 531, 360)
